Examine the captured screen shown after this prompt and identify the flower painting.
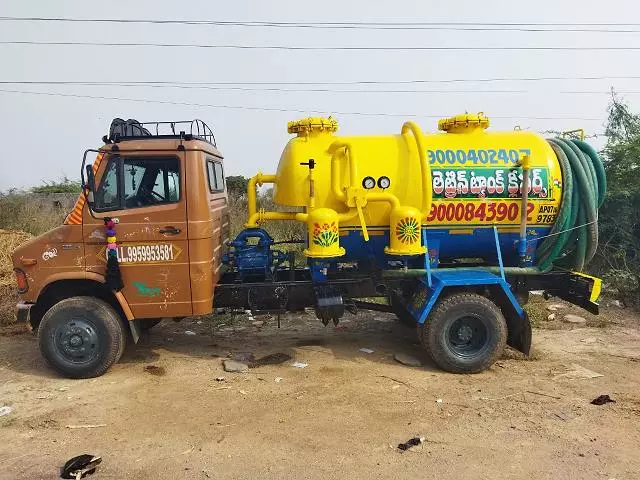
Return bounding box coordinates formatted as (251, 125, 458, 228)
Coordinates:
(312, 222, 339, 247)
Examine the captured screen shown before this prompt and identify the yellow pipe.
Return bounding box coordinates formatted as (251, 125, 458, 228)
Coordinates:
(365, 192, 400, 209)
(328, 141, 359, 202)
(330, 149, 346, 202)
(401, 122, 432, 218)
(359, 192, 402, 241)
(248, 208, 356, 227)
(245, 173, 277, 227)
(246, 210, 308, 227)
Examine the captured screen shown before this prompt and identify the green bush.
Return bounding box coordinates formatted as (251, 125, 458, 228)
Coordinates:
(31, 177, 82, 194)
(591, 95, 640, 305)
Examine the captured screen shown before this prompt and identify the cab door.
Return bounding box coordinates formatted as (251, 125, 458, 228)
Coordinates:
(84, 153, 192, 318)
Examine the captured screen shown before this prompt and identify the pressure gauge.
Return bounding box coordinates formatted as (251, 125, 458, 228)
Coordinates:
(362, 176, 376, 189)
(377, 176, 391, 189)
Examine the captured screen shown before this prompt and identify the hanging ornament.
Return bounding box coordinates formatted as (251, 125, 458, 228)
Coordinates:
(104, 217, 124, 291)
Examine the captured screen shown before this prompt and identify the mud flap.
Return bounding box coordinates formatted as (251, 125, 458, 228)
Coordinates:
(505, 310, 532, 355)
(488, 283, 532, 356)
(129, 319, 141, 344)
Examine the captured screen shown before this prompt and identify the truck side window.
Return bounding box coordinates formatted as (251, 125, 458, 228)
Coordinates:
(94, 159, 119, 210)
(94, 156, 180, 211)
(206, 158, 225, 192)
(214, 162, 225, 191)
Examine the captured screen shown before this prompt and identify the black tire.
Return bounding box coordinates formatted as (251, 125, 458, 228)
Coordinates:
(139, 318, 162, 331)
(420, 293, 507, 374)
(37, 296, 126, 379)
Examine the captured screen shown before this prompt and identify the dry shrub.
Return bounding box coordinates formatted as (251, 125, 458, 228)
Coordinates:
(0, 229, 32, 324)
(0, 191, 68, 324)
(0, 192, 69, 236)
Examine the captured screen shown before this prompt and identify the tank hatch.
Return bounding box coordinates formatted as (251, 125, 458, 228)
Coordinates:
(438, 113, 490, 134)
(287, 117, 338, 136)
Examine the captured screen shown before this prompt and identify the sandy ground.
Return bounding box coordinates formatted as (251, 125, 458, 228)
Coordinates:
(1, 300, 639, 480)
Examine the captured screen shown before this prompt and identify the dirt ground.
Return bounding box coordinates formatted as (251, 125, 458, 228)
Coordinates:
(1, 299, 639, 480)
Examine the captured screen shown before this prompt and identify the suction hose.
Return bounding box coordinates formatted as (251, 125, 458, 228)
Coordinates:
(535, 138, 606, 272)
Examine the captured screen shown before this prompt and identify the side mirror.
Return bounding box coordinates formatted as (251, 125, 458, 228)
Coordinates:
(85, 165, 96, 208)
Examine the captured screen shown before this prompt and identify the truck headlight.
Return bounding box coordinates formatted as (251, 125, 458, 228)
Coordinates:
(14, 268, 28, 293)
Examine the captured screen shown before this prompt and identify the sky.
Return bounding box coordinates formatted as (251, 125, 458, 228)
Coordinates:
(1, 0, 639, 191)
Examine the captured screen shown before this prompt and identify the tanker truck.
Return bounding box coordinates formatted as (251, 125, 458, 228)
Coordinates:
(11, 114, 605, 378)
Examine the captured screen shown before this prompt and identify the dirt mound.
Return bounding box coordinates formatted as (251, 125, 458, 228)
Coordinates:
(0, 229, 32, 324)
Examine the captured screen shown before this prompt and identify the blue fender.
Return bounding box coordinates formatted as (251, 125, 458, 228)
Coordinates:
(399, 269, 531, 355)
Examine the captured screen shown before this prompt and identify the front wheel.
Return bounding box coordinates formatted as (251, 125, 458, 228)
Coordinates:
(37, 296, 127, 378)
(420, 293, 507, 374)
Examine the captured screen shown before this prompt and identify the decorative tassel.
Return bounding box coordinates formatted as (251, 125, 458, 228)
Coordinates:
(104, 218, 124, 291)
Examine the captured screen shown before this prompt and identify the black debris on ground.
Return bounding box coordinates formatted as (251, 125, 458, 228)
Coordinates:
(397, 437, 425, 452)
(60, 454, 102, 479)
(591, 394, 616, 405)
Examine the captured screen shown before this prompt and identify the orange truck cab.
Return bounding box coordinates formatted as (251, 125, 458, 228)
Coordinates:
(12, 119, 229, 377)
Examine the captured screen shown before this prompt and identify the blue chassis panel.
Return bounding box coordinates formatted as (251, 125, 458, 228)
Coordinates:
(408, 270, 525, 325)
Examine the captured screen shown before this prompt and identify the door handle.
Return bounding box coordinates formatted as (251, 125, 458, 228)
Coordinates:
(160, 226, 181, 235)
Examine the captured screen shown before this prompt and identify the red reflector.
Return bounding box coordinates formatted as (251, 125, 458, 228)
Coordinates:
(14, 268, 28, 293)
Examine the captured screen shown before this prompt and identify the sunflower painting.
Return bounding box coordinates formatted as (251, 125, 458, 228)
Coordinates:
(411, 288, 428, 311)
(395, 217, 420, 244)
(312, 222, 339, 247)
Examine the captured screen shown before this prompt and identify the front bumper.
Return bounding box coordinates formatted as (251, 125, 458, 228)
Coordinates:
(16, 302, 33, 330)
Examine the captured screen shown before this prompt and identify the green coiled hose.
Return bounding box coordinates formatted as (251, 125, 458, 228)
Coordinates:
(535, 138, 606, 272)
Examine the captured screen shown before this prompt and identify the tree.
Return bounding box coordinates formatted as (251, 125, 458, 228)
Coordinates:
(596, 94, 640, 302)
(225, 175, 248, 198)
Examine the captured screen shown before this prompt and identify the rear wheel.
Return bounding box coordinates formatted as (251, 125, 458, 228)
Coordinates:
(420, 293, 507, 374)
(37, 296, 126, 379)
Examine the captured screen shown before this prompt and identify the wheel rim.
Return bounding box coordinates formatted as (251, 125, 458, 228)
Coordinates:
(53, 317, 100, 364)
(445, 314, 489, 358)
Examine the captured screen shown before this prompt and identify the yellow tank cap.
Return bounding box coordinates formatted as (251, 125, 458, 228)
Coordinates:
(287, 116, 338, 135)
(438, 112, 490, 133)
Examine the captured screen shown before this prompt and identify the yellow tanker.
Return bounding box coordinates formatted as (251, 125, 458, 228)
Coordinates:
(246, 113, 566, 267)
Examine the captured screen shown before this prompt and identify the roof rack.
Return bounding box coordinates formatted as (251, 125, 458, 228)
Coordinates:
(105, 118, 216, 147)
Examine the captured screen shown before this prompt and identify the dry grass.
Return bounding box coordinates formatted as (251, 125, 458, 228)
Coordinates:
(0, 193, 69, 236)
(0, 192, 62, 324)
(0, 229, 33, 324)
